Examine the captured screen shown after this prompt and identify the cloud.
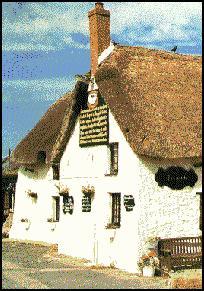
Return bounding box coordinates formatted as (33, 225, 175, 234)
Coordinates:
(3, 77, 76, 102)
(107, 2, 202, 47)
(2, 2, 202, 53)
(62, 36, 90, 50)
(2, 41, 56, 52)
(2, 2, 90, 52)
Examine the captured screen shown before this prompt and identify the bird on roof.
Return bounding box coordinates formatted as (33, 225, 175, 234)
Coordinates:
(171, 46, 177, 53)
(111, 40, 119, 46)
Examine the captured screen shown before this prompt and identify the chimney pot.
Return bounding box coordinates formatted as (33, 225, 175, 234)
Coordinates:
(95, 2, 104, 9)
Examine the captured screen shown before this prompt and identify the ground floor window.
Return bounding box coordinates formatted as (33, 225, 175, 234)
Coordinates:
(196, 192, 202, 231)
(52, 196, 60, 222)
(111, 193, 121, 228)
(200, 197, 202, 231)
(52, 164, 60, 180)
(199, 193, 202, 230)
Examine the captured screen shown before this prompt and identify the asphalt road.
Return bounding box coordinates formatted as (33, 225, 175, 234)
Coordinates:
(2, 239, 170, 289)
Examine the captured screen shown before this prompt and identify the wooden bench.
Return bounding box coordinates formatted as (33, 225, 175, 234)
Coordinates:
(158, 236, 202, 276)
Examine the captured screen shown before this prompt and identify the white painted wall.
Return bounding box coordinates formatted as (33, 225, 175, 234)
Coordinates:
(58, 110, 202, 274)
(9, 165, 61, 244)
(10, 109, 202, 274)
(57, 111, 142, 273)
(136, 157, 202, 259)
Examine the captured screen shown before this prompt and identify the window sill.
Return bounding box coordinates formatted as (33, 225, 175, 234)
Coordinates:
(105, 223, 120, 229)
(104, 172, 118, 177)
(47, 220, 59, 223)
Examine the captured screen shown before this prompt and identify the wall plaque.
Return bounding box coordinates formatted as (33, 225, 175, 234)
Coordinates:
(82, 195, 91, 212)
(123, 195, 135, 211)
(79, 105, 109, 147)
(63, 196, 74, 214)
(155, 167, 198, 190)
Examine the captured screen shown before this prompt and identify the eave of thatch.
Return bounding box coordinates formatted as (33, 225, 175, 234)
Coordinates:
(2, 156, 19, 177)
(11, 81, 88, 166)
(95, 45, 202, 159)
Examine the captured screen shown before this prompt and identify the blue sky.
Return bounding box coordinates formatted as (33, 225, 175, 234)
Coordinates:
(2, 2, 202, 158)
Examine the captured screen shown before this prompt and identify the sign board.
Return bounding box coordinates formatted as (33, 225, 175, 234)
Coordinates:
(63, 196, 74, 214)
(155, 167, 198, 190)
(79, 105, 109, 147)
(82, 195, 91, 212)
(123, 195, 135, 211)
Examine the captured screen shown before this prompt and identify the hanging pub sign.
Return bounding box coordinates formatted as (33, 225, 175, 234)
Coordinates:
(82, 195, 91, 212)
(155, 166, 198, 190)
(63, 196, 74, 214)
(79, 105, 109, 147)
(123, 195, 135, 211)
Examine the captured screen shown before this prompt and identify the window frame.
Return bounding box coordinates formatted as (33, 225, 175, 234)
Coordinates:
(52, 196, 60, 222)
(200, 195, 202, 230)
(199, 193, 202, 231)
(111, 193, 121, 228)
(37, 151, 46, 163)
(106, 142, 119, 176)
(196, 192, 202, 231)
(52, 164, 60, 180)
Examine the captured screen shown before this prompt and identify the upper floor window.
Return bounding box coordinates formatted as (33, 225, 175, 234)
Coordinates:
(37, 151, 46, 163)
(108, 143, 118, 175)
(52, 164, 60, 180)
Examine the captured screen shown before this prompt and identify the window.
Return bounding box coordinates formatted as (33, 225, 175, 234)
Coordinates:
(111, 193, 121, 227)
(52, 196, 60, 222)
(196, 192, 202, 231)
(200, 195, 202, 231)
(107, 143, 118, 175)
(37, 151, 46, 163)
(198, 192, 202, 231)
(52, 164, 60, 180)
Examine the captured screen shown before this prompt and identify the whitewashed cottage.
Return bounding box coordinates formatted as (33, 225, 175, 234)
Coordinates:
(10, 3, 202, 274)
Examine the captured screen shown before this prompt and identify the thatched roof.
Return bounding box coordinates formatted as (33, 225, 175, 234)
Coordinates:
(96, 45, 202, 159)
(2, 156, 18, 177)
(11, 81, 88, 165)
(11, 46, 202, 165)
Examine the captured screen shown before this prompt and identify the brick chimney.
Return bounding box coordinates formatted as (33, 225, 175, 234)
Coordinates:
(88, 2, 110, 77)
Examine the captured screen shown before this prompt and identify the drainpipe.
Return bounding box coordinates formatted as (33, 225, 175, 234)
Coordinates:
(93, 223, 98, 265)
